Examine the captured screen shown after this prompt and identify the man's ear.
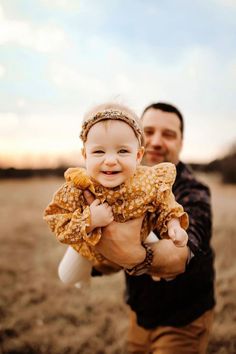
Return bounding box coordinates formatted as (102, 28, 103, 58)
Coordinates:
(81, 147, 86, 159)
(179, 138, 183, 152)
(137, 146, 145, 164)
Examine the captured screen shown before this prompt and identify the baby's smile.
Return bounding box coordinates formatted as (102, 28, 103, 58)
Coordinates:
(102, 171, 121, 175)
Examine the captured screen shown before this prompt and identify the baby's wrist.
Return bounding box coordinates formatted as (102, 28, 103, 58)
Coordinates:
(86, 224, 94, 233)
(168, 218, 180, 228)
(89, 210, 100, 230)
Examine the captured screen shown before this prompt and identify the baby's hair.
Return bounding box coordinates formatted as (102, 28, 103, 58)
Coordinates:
(83, 102, 139, 125)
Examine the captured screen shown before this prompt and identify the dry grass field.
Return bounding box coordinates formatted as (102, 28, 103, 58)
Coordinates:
(0, 174, 236, 354)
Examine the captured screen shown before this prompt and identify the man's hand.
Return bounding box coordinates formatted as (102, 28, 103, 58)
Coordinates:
(150, 239, 189, 278)
(96, 220, 146, 268)
(84, 190, 145, 268)
(84, 190, 189, 276)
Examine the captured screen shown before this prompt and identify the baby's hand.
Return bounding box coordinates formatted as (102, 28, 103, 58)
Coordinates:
(167, 218, 188, 247)
(89, 199, 114, 230)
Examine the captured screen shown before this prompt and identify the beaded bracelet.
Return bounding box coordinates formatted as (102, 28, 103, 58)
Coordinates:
(125, 242, 154, 276)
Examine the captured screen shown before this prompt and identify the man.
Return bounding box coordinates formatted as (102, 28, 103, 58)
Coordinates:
(91, 102, 215, 354)
(60, 102, 215, 354)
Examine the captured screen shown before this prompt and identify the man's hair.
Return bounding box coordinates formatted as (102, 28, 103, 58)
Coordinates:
(141, 102, 184, 136)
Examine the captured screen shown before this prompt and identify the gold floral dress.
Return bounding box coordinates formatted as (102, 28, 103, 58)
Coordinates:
(44, 162, 188, 262)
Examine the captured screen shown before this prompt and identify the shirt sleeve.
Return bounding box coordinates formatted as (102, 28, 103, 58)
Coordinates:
(175, 178, 212, 256)
(153, 163, 189, 237)
(43, 182, 102, 260)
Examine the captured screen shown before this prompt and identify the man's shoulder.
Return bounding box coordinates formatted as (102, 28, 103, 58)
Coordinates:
(175, 162, 211, 197)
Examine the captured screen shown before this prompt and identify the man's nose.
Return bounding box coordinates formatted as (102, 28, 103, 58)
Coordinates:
(149, 132, 163, 147)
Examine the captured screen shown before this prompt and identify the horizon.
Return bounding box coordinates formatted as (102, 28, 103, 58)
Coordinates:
(0, 148, 228, 170)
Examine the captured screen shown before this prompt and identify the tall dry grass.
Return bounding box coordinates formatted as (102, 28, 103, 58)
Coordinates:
(0, 174, 236, 353)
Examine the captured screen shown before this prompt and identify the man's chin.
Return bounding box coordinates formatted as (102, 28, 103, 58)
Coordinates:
(142, 155, 165, 166)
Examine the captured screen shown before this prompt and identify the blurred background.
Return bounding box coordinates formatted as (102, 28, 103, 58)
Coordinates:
(0, 1, 236, 353)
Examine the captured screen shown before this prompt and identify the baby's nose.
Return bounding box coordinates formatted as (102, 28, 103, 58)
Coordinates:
(104, 154, 117, 165)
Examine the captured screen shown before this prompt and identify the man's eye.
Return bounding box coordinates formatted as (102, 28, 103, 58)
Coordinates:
(163, 132, 176, 139)
(144, 130, 153, 136)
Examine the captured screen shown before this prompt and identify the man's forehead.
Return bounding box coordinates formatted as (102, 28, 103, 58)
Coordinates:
(142, 109, 181, 132)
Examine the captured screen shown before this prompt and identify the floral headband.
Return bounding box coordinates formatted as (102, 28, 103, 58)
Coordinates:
(80, 109, 144, 146)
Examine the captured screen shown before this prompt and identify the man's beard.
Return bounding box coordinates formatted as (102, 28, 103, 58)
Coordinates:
(141, 154, 166, 166)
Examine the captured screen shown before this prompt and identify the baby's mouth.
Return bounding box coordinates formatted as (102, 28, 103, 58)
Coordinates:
(102, 171, 120, 175)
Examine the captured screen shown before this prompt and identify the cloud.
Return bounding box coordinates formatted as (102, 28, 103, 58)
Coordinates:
(0, 4, 69, 53)
(47, 40, 236, 163)
(228, 60, 236, 87)
(0, 111, 84, 168)
(213, 0, 236, 8)
(0, 63, 6, 78)
(46, 39, 235, 116)
(0, 113, 20, 133)
(40, 0, 80, 11)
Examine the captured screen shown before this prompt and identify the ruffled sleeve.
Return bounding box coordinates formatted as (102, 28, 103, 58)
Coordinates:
(153, 162, 189, 237)
(64, 167, 95, 194)
(43, 168, 101, 261)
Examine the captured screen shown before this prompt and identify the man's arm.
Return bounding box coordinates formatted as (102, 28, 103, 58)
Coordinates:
(174, 178, 212, 256)
(95, 219, 146, 268)
(96, 223, 188, 278)
(148, 239, 189, 278)
(84, 191, 189, 278)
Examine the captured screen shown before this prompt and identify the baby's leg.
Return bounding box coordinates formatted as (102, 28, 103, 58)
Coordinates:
(145, 231, 159, 244)
(145, 232, 160, 281)
(58, 246, 92, 288)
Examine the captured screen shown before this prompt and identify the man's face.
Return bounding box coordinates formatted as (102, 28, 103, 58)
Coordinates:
(142, 108, 183, 166)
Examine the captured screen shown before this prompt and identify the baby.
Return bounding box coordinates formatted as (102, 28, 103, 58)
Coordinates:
(44, 103, 188, 286)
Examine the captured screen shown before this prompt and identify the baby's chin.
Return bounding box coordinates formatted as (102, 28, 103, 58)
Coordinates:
(100, 181, 123, 189)
(97, 176, 125, 189)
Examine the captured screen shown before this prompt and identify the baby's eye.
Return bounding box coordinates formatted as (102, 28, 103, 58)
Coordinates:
(93, 150, 104, 154)
(118, 149, 129, 154)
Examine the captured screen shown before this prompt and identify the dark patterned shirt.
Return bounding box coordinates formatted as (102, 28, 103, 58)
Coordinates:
(125, 161, 215, 328)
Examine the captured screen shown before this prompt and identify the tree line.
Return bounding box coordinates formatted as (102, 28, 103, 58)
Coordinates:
(1, 145, 235, 184)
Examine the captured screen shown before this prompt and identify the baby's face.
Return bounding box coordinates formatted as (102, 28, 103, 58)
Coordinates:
(83, 120, 144, 188)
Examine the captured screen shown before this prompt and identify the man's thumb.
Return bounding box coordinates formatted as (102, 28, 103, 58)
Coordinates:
(83, 190, 95, 205)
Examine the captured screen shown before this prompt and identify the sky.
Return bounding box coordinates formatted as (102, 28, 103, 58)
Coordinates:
(0, 0, 236, 168)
